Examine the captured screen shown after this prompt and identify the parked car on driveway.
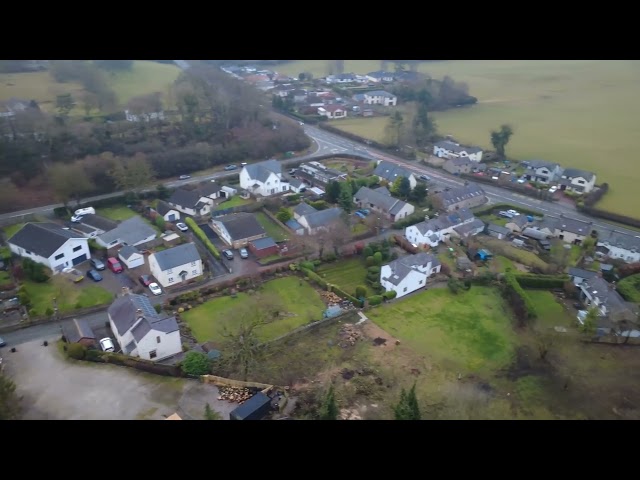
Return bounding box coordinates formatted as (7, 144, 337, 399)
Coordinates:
(99, 337, 115, 352)
(139, 275, 152, 287)
(149, 283, 162, 296)
(224, 164, 238, 171)
(63, 267, 84, 283)
(90, 258, 105, 270)
(418, 174, 431, 182)
(86, 269, 103, 282)
(355, 211, 366, 219)
(239, 248, 249, 259)
(176, 222, 189, 232)
(223, 249, 234, 260)
(107, 257, 124, 273)
(548, 186, 558, 194)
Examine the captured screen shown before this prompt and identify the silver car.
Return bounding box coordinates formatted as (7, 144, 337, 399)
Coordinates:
(239, 248, 249, 259)
(90, 258, 105, 270)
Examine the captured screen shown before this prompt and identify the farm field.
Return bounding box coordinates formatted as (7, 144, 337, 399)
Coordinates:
(273, 60, 640, 217)
(0, 61, 180, 114)
(181, 276, 326, 343)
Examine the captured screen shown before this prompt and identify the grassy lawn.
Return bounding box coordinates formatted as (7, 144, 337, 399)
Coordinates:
(351, 222, 369, 235)
(214, 196, 253, 210)
(476, 237, 550, 271)
(617, 273, 640, 302)
(0, 270, 11, 284)
(106, 61, 180, 108)
(495, 255, 516, 273)
(98, 206, 136, 221)
(181, 277, 326, 343)
(3, 223, 26, 239)
(526, 290, 576, 331)
(317, 258, 369, 296)
(368, 287, 517, 372)
(23, 280, 113, 316)
(479, 215, 509, 227)
(255, 211, 289, 242)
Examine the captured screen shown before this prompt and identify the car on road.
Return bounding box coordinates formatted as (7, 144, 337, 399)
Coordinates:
(139, 275, 153, 287)
(224, 164, 238, 171)
(107, 257, 124, 274)
(548, 186, 558, 194)
(90, 258, 105, 270)
(241, 162, 248, 166)
(99, 337, 115, 352)
(239, 248, 249, 259)
(149, 283, 162, 296)
(0, 336, 6, 347)
(176, 222, 189, 232)
(418, 174, 431, 182)
(223, 249, 234, 260)
(179, 174, 191, 180)
(86, 269, 103, 282)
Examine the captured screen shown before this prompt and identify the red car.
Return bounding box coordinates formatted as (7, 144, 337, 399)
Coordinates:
(139, 275, 153, 287)
(107, 257, 123, 273)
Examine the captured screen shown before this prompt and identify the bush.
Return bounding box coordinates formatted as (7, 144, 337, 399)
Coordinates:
(302, 268, 328, 289)
(382, 290, 397, 300)
(355, 285, 367, 299)
(53, 206, 71, 218)
(67, 343, 87, 360)
(322, 252, 337, 262)
(181, 351, 212, 376)
(503, 272, 537, 323)
(514, 274, 569, 289)
(363, 246, 373, 258)
(85, 349, 105, 362)
(22, 258, 49, 283)
(366, 256, 375, 267)
(367, 266, 381, 275)
(153, 304, 162, 314)
(373, 251, 383, 266)
(300, 261, 315, 271)
(392, 211, 430, 229)
(368, 295, 383, 306)
(155, 216, 166, 230)
(45, 307, 54, 317)
(185, 218, 220, 259)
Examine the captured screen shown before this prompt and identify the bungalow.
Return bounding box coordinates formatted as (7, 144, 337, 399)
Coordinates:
(521, 227, 552, 242)
(453, 218, 486, 239)
(363, 91, 398, 107)
(288, 177, 306, 193)
(324, 73, 357, 84)
(248, 237, 279, 258)
(8, 223, 91, 273)
(167, 188, 213, 217)
(558, 168, 597, 194)
(380, 252, 441, 299)
(568, 267, 599, 286)
(154, 200, 181, 223)
(373, 160, 417, 189)
(96, 216, 157, 249)
(148, 242, 202, 288)
(75, 214, 118, 237)
(523, 160, 563, 184)
(210, 212, 267, 249)
(443, 157, 474, 175)
(353, 186, 415, 222)
(197, 182, 237, 201)
(486, 223, 511, 240)
(405, 208, 476, 248)
(554, 216, 593, 245)
(62, 318, 96, 348)
(293, 202, 318, 221)
(118, 245, 144, 269)
(505, 215, 531, 233)
(578, 277, 638, 329)
(317, 105, 347, 119)
(298, 161, 347, 185)
(108, 290, 182, 362)
(297, 207, 343, 235)
(595, 229, 640, 264)
(433, 183, 487, 212)
(433, 140, 483, 162)
(285, 218, 305, 236)
(240, 159, 289, 197)
(366, 71, 396, 83)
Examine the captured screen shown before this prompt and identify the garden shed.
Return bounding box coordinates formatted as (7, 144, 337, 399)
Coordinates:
(229, 392, 272, 420)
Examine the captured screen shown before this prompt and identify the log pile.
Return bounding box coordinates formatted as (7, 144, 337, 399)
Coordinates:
(339, 323, 362, 348)
(320, 291, 343, 304)
(217, 386, 254, 404)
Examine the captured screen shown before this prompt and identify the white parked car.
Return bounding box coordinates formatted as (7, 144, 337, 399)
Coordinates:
(99, 337, 115, 352)
(548, 186, 558, 193)
(176, 222, 189, 232)
(507, 210, 519, 216)
(149, 283, 162, 296)
(74, 207, 95, 216)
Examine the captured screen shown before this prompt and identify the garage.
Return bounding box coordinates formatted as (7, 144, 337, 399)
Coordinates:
(72, 253, 87, 266)
(118, 245, 145, 269)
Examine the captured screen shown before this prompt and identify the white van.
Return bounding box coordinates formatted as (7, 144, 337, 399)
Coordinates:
(74, 207, 95, 216)
(99, 337, 115, 352)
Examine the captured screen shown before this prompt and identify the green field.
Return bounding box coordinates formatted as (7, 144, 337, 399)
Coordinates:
(273, 60, 640, 217)
(255, 211, 289, 242)
(97, 206, 136, 221)
(24, 280, 113, 316)
(367, 287, 517, 372)
(181, 277, 326, 343)
(526, 290, 575, 330)
(213, 196, 253, 210)
(317, 258, 369, 296)
(0, 61, 180, 114)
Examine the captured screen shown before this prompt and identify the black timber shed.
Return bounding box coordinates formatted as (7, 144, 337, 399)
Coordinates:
(229, 392, 272, 420)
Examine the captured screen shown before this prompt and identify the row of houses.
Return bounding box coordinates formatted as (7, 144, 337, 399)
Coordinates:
(521, 160, 597, 194)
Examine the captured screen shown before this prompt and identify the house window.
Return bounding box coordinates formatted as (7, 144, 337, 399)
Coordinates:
(156, 336, 161, 344)
(191, 261, 196, 266)
(167, 268, 173, 274)
(168, 277, 174, 283)
(192, 270, 198, 275)
(403, 287, 408, 292)
(149, 350, 157, 359)
(72, 245, 82, 252)
(54, 253, 64, 260)
(419, 280, 423, 285)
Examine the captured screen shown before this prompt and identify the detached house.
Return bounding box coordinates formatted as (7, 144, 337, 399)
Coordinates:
(505, 214, 531, 233)
(554, 216, 593, 245)
(433, 183, 487, 212)
(298, 161, 347, 185)
(96, 216, 157, 249)
(240, 159, 289, 197)
(578, 277, 638, 329)
(380, 252, 441, 299)
(325, 73, 357, 84)
(373, 160, 417, 188)
(366, 71, 395, 83)
(405, 209, 476, 248)
(296, 206, 343, 235)
(148, 242, 202, 288)
(353, 186, 415, 221)
(363, 91, 398, 106)
(596, 229, 640, 264)
(523, 160, 562, 184)
(210, 213, 267, 248)
(154, 200, 181, 223)
(318, 105, 347, 119)
(443, 158, 474, 175)
(167, 188, 213, 217)
(433, 140, 483, 162)
(108, 291, 182, 362)
(453, 218, 486, 240)
(8, 223, 90, 273)
(559, 168, 597, 194)
(118, 245, 144, 269)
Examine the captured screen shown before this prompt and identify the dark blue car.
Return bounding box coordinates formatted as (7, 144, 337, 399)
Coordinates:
(87, 269, 103, 282)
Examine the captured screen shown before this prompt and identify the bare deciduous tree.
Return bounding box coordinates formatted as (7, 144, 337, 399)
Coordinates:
(49, 162, 94, 207)
(109, 153, 156, 195)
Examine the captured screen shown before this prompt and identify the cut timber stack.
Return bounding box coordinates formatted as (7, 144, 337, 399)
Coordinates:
(320, 291, 343, 304)
(339, 323, 362, 348)
(217, 386, 254, 404)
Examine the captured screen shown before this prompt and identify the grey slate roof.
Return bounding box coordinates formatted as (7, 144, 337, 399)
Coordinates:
(454, 218, 485, 237)
(286, 219, 303, 231)
(303, 207, 343, 229)
(382, 252, 440, 286)
(63, 318, 95, 344)
(79, 214, 118, 232)
(155, 200, 176, 216)
(568, 267, 598, 280)
(374, 186, 391, 195)
(8, 222, 83, 258)
(581, 277, 633, 318)
(243, 159, 282, 183)
(97, 216, 157, 246)
(108, 293, 179, 338)
(70, 223, 96, 235)
(527, 159, 559, 170)
(251, 237, 277, 249)
(410, 209, 474, 236)
(434, 183, 486, 208)
(214, 213, 266, 240)
(131, 319, 151, 342)
(365, 90, 396, 98)
(197, 182, 223, 198)
(556, 217, 593, 236)
(366, 71, 395, 79)
(446, 157, 474, 167)
(597, 229, 640, 253)
(562, 168, 595, 182)
(151, 242, 200, 271)
(294, 202, 317, 218)
(487, 223, 511, 236)
(373, 160, 414, 183)
(119, 245, 141, 260)
(289, 178, 304, 189)
(522, 227, 551, 240)
(168, 188, 203, 208)
(508, 215, 530, 228)
(354, 186, 412, 215)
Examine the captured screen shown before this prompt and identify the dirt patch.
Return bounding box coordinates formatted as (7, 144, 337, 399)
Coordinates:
(341, 369, 355, 380)
(373, 337, 387, 346)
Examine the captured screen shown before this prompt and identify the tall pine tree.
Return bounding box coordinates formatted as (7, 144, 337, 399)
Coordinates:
(394, 382, 421, 420)
(319, 385, 339, 420)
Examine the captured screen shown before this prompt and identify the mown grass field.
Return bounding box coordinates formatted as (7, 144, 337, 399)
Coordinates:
(24, 280, 113, 316)
(526, 290, 575, 330)
(97, 206, 137, 221)
(0, 61, 180, 114)
(181, 277, 326, 343)
(317, 258, 369, 296)
(255, 211, 289, 242)
(273, 60, 640, 217)
(213, 196, 253, 210)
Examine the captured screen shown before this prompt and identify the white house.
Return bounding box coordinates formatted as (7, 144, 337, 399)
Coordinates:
(124, 110, 165, 122)
(596, 229, 640, 264)
(353, 186, 415, 222)
(148, 242, 202, 288)
(318, 105, 347, 119)
(298, 161, 347, 184)
(523, 160, 563, 184)
(166, 188, 213, 216)
(71, 214, 118, 239)
(578, 277, 635, 320)
(559, 168, 597, 194)
(154, 200, 181, 223)
(240, 159, 289, 197)
(8, 223, 91, 273)
(380, 252, 441, 299)
(405, 209, 476, 248)
(324, 73, 357, 84)
(433, 140, 483, 162)
(366, 71, 396, 83)
(363, 91, 398, 107)
(288, 178, 306, 193)
(568, 267, 599, 286)
(118, 245, 145, 269)
(108, 291, 182, 362)
(96, 216, 157, 249)
(373, 160, 417, 188)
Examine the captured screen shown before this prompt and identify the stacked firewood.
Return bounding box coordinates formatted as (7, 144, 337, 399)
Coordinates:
(320, 291, 343, 304)
(218, 386, 254, 403)
(339, 324, 362, 347)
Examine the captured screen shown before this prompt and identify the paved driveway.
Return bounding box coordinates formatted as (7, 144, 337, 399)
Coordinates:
(2, 337, 238, 420)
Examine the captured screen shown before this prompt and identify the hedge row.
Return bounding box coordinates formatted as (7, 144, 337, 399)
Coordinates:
(504, 272, 538, 322)
(82, 347, 183, 377)
(185, 218, 220, 259)
(301, 267, 327, 289)
(328, 283, 363, 308)
(577, 204, 640, 229)
(368, 295, 383, 306)
(515, 274, 569, 289)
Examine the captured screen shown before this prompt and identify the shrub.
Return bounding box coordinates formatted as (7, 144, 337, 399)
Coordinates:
(367, 266, 381, 275)
(154, 304, 162, 314)
(67, 343, 87, 360)
(45, 307, 54, 317)
(302, 268, 328, 289)
(53, 206, 71, 218)
(276, 208, 292, 223)
(22, 258, 49, 283)
(155, 216, 166, 230)
(355, 285, 367, 299)
(323, 252, 337, 262)
(382, 290, 397, 300)
(373, 252, 383, 266)
(366, 256, 375, 267)
(181, 351, 212, 376)
(368, 295, 383, 306)
(85, 349, 104, 362)
(363, 246, 373, 258)
(300, 261, 315, 271)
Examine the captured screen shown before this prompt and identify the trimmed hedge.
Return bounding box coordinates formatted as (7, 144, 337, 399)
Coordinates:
(577, 204, 640, 229)
(515, 274, 569, 289)
(503, 272, 537, 322)
(185, 217, 220, 259)
(368, 295, 383, 306)
(301, 267, 327, 289)
(328, 283, 363, 307)
(382, 290, 397, 300)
